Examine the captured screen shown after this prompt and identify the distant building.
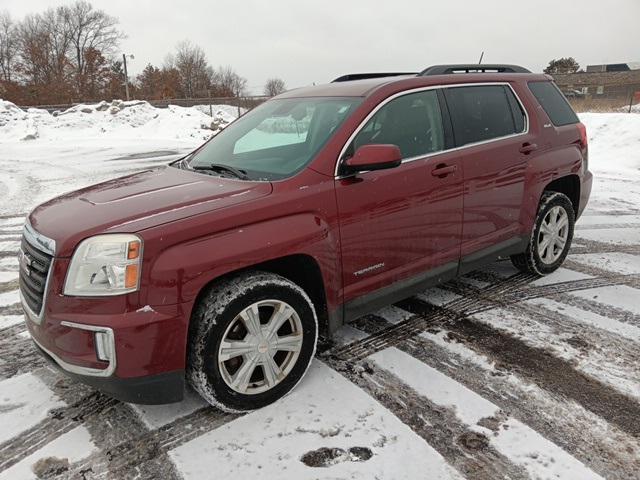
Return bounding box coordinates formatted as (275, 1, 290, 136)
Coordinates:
(552, 62, 640, 101)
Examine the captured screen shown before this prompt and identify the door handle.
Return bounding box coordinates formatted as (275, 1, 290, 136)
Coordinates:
(431, 164, 457, 177)
(519, 142, 538, 154)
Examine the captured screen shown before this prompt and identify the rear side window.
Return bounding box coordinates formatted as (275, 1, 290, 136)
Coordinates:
(528, 81, 579, 126)
(348, 89, 444, 159)
(444, 85, 524, 146)
(505, 87, 526, 133)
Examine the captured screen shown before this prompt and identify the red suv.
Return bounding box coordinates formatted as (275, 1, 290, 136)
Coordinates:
(20, 64, 592, 412)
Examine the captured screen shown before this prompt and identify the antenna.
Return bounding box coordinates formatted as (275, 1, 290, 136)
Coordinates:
(478, 51, 484, 64)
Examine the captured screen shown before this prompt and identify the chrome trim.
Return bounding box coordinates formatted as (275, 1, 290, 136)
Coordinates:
(23, 219, 56, 256)
(32, 321, 117, 377)
(19, 221, 56, 325)
(334, 81, 530, 178)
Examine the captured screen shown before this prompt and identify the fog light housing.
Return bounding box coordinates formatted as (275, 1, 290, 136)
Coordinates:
(95, 331, 112, 362)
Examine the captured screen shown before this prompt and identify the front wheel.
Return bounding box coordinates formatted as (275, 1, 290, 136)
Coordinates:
(511, 191, 575, 276)
(187, 271, 318, 412)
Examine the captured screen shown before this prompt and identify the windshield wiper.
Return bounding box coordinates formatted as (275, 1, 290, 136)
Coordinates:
(191, 163, 249, 180)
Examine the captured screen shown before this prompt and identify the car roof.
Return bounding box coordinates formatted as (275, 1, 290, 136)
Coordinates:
(277, 72, 550, 99)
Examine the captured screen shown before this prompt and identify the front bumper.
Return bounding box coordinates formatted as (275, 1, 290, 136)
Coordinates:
(24, 299, 192, 404)
(34, 339, 184, 404)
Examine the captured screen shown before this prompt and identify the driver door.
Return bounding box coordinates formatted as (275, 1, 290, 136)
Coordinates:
(334, 89, 464, 315)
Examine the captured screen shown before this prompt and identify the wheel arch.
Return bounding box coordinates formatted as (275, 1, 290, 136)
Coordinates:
(543, 174, 580, 216)
(189, 253, 330, 337)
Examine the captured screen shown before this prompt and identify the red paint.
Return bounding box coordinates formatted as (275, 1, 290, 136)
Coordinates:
(25, 73, 592, 388)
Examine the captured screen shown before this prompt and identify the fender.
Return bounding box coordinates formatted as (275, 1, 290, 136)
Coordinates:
(521, 140, 583, 235)
(143, 212, 340, 308)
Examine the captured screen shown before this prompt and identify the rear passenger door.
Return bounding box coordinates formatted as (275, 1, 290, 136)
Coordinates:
(443, 84, 529, 262)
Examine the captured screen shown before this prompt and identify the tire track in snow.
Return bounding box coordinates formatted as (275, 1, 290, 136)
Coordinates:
(462, 268, 640, 329)
(340, 270, 533, 355)
(26, 368, 184, 480)
(57, 407, 237, 479)
(0, 214, 27, 220)
(0, 333, 45, 379)
(564, 259, 640, 286)
(330, 272, 638, 360)
(0, 323, 24, 340)
(0, 279, 18, 294)
(552, 291, 640, 328)
(575, 223, 640, 230)
(394, 297, 640, 439)
(572, 241, 640, 256)
(422, 274, 640, 398)
(0, 302, 23, 316)
(0, 388, 116, 472)
(323, 355, 530, 480)
(348, 313, 640, 479)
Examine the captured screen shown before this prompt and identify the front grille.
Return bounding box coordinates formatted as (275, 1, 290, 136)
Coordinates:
(19, 236, 53, 317)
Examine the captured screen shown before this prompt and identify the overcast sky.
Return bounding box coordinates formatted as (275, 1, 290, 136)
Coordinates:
(2, 0, 640, 94)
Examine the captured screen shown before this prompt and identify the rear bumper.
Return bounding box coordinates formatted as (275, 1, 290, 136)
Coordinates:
(34, 339, 184, 404)
(578, 170, 593, 219)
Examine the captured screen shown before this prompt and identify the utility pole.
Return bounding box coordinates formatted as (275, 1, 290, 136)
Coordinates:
(236, 86, 241, 118)
(478, 51, 484, 64)
(122, 53, 134, 101)
(122, 53, 130, 101)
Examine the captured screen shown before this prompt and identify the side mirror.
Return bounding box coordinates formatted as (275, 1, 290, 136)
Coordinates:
(342, 144, 402, 175)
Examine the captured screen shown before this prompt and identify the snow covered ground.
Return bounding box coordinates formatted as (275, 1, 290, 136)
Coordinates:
(0, 106, 639, 479)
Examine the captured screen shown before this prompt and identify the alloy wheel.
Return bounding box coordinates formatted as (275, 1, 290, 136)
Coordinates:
(217, 299, 304, 395)
(537, 205, 569, 264)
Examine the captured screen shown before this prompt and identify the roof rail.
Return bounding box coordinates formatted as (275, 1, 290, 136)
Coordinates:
(332, 72, 417, 82)
(419, 64, 531, 76)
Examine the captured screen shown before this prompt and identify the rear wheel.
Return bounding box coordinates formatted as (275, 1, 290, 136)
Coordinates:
(187, 271, 318, 412)
(511, 191, 575, 276)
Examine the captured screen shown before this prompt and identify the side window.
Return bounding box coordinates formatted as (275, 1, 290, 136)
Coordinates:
(528, 81, 579, 126)
(504, 87, 526, 133)
(348, 90, 445, 160)
(444, 85, 520, 146)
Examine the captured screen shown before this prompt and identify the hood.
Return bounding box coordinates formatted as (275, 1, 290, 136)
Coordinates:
(29, 166, 273, 257)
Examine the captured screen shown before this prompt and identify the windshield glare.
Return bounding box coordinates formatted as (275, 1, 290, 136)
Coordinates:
(188, 97, 361, 180)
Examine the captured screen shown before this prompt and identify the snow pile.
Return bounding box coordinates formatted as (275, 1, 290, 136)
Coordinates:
(0, 99, 237, 143)
(192, 104, 246, 118)
(616, 103, 640, 113)
(580, 112, 640, 174)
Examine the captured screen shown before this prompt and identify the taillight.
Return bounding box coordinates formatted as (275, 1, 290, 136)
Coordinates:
(576, 122, 588, 172)
(576, 122, 588, 149)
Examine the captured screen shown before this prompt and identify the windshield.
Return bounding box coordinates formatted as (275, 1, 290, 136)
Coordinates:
(187, 97, 361, 180)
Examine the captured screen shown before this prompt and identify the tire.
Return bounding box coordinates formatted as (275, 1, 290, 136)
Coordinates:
(510, 191, 575, 276)
(187, 271, 318, 412)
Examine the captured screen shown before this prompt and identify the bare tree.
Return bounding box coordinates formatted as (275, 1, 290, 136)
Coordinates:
(0, 12, 18, 83)
(17, 8, 75, 102)
(64, 1, 124, 93)
(264, 77, 286, 97)
(174, 40, 211, 98)
(212, 65, 247, 97)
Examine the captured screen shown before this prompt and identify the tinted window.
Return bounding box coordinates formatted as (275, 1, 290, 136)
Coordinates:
(528, 81, 579, 126)
(347, 90, 444, 159)
(505, 87, 526, 133)
(444, 85, 520, 146)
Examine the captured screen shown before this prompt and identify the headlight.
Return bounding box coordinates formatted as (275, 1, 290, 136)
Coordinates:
(64, 234, 142, 296)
